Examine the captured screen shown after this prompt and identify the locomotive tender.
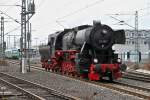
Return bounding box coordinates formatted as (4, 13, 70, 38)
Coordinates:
(39, 21, 127, 81)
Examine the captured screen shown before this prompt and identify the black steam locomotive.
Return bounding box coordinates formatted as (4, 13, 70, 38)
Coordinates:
(39, 21, 127, 81)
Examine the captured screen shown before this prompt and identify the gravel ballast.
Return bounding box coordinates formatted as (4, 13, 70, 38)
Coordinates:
(0, 63, 143, 100)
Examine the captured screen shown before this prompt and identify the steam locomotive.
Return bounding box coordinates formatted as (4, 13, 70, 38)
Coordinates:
(39, 21, 127, 81)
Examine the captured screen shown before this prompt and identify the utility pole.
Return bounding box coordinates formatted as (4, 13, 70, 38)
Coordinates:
(34, 37, 38, 50)
(34, 37, 38, 56)
(7, 37, 8, 49)
(7, 35, 11, 49)
(1, 17, 4, 60)
(26, 0, 34, 72)
(27, 0, 30, 72)
(7, 35, 20, 49)
(21, 0, 35, 73)
(21, 0, 27, 73)
(134, 11, 139, 66)
(14, 36, 16, 48)
(27, 23, 31, 72)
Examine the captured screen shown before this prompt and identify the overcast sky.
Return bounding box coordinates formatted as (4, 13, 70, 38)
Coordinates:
(0, 0, 149, 47)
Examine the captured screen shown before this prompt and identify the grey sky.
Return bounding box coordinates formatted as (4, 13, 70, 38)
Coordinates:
(0, 0, 149, 46)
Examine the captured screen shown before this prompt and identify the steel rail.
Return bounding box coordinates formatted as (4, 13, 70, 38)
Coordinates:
(0, 72, 80, 100)
(30, 65, 150, 100)
(126, 71, 150, 78)
(0, 78, 45, 100)
(123, 72, 150, 83)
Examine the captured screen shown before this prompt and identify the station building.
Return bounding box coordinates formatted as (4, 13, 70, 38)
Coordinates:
(114, 29, 150, 62)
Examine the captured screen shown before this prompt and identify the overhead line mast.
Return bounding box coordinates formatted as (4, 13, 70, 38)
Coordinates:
(134, 11, 139, 65)
(1, 17, 4, 59)
(21, 0, 35, 73)
(21, 0, 27, 73)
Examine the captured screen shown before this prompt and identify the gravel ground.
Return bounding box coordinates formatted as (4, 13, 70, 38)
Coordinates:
(0, 63, 144, 100)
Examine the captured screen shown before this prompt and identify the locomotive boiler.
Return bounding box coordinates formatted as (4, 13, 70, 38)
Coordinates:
(39, 21, 127, 81)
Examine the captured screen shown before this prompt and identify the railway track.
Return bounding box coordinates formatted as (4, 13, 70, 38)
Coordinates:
(7, 60, 150, 99)
(114, 80, 150, 92)
(123, 71, 150, 83)
(127, 70, 150, 77)
(8, 60, 150, 82)
(113, 81, 150, 98)
(0, 72, 80, 100)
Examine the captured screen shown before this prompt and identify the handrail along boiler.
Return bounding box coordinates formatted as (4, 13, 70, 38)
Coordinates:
(39, 21, 127, 81)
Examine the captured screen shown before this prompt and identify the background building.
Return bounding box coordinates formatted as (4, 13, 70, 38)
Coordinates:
(114, 29, 150, 63)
